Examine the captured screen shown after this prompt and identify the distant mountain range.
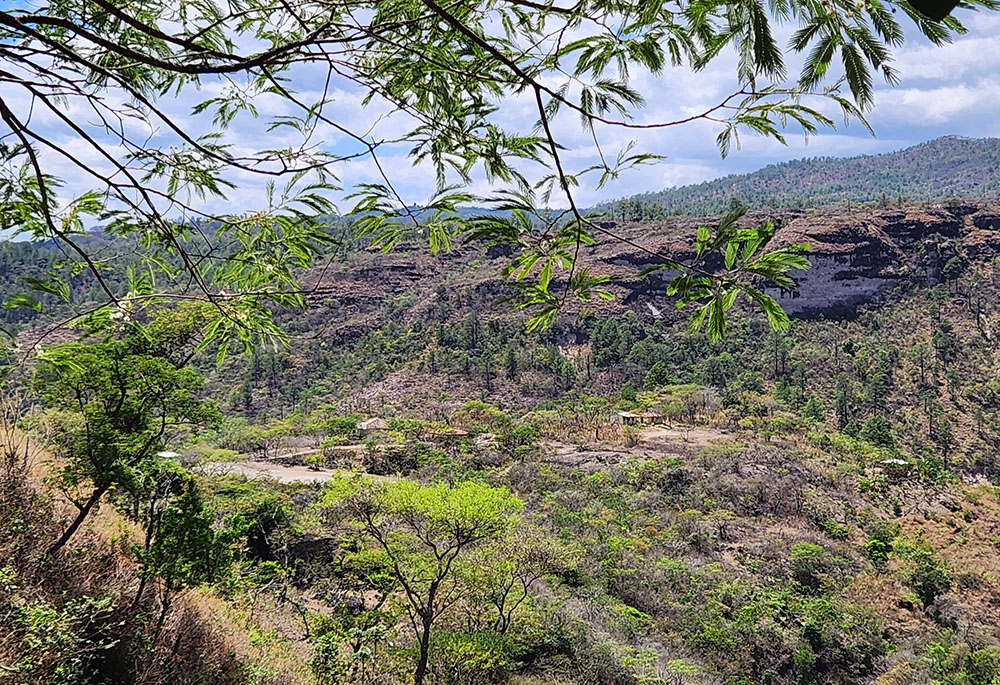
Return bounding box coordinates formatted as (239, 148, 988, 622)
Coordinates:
(596, 136, 1000, 219)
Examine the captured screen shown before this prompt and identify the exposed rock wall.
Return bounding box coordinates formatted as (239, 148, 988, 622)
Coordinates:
(302, 202, 1000, 333)
(765, 205, 999, 317)
(605, 203, 1000, 319)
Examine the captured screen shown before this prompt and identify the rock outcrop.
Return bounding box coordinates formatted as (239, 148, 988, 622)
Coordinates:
(603, 203, 998, 319)
(303, 201, 1000, 331)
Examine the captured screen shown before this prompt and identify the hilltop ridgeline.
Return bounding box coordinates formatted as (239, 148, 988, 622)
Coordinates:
(596, 136, 1000, 218)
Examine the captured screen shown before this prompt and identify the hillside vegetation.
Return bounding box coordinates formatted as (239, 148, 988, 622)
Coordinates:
(597, 136, 1000, 218)
(5, 195, 1000, 685)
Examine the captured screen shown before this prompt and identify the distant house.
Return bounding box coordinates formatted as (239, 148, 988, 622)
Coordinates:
(880, 458, 911, 479)
(638, 411, 664, 425)
(356, 417, 389, 436)
(617, 411, 640, 426)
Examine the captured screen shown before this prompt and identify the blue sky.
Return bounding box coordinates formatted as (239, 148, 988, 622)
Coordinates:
(7, 5, 1000, 214)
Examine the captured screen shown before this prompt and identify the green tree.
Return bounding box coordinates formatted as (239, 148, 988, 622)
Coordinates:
(906, 342, 931, 387)
(859, 415, 895, 448)
(136, 477, 233, 642)
(503, 345, 518, 381)
(700, 352, 738, 388)
(321, 478, 522, 685)
(942, 256, 963, 281)
(933, 320, 958, 364)
(789, 542, 829, 591)
(907, 549, 951, 608)
(802, 395, 827, 423)
(620, 380, 638, 403)
(934, 416, 955, 468)
(864, 372, 890, 415)
(644, 361, 673, 390)
(35, 339, 218, 554)
(834, 373, 853, 429)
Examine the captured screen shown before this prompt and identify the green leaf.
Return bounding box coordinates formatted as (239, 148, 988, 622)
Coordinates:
(3, 294, 42, 312)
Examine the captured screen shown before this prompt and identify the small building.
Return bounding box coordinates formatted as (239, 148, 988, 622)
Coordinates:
(638, 411, 664, 425)
(880, 458, 912, 479)
(617, 411, 640, 426)
(356, 417, 389, 436)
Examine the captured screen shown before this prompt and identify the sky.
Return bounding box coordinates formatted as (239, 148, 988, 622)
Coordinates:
(7, 5, 1000, 215)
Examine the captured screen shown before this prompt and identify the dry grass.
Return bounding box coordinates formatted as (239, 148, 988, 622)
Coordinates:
(0, 427, 316, 685)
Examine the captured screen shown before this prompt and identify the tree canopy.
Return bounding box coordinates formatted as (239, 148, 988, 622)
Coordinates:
(321, 476, 523, 685)
(33, 336, 219, 552)
(1, 0, 995, 344)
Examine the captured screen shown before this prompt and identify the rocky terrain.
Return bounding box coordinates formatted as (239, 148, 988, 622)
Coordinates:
(300, 201, 1000, 332)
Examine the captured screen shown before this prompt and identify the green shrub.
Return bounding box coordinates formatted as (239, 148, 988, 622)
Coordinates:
(304, 453, 328, 469)
(789, 542, 829, 591)
(429, 632, 520, 685)
(907, 549, 951, 607)
(793, 643, 818, 685)
(859, 415, 895, 448)
(862, 520, 898, 571)
(323, 415, 361, 437)
(964, 646, 1000, 685)
(802, 395, 827, 423)
(820, 519, 850, 540)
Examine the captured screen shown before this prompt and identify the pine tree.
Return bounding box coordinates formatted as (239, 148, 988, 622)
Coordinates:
(859, 415, 895, 448)
(644, 362, 672, 390)
(802, 395, 827, 423)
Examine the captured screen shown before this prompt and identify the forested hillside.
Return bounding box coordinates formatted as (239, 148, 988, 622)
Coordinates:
(6, 196, 1000, 685)
(4, 0, 1000, 679)
(597, 136, 1000, 219)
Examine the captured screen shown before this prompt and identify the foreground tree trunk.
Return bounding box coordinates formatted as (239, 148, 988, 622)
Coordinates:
(413, 613, 434, 685)
(48, 485, 108, 554)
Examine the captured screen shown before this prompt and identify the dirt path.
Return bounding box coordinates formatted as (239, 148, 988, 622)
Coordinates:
(265, 444, 364, 462)
(200, 459, 392, 485)
(537, 424, 730, 469)
(640, 425, 731, 446)
(203, 461, 340, 483)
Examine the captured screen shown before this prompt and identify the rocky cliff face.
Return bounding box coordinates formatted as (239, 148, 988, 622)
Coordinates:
(303, 202, 1000, 333)
(765, 205, 999, 317)
(600, 202, 1000, 319)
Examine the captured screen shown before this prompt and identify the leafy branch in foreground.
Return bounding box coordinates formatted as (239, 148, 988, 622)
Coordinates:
(658, 208, 811, 341)
(456, 196, 808, 336)
(0, 0, 993, 348)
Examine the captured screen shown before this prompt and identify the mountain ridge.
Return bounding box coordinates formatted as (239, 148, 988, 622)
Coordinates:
(598, 135, 1000, 218)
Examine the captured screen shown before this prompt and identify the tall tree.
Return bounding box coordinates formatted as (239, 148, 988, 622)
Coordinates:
(34, 338, 218, 553)
(136, 476, 233, 643)
(834, 373, 853, 430)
